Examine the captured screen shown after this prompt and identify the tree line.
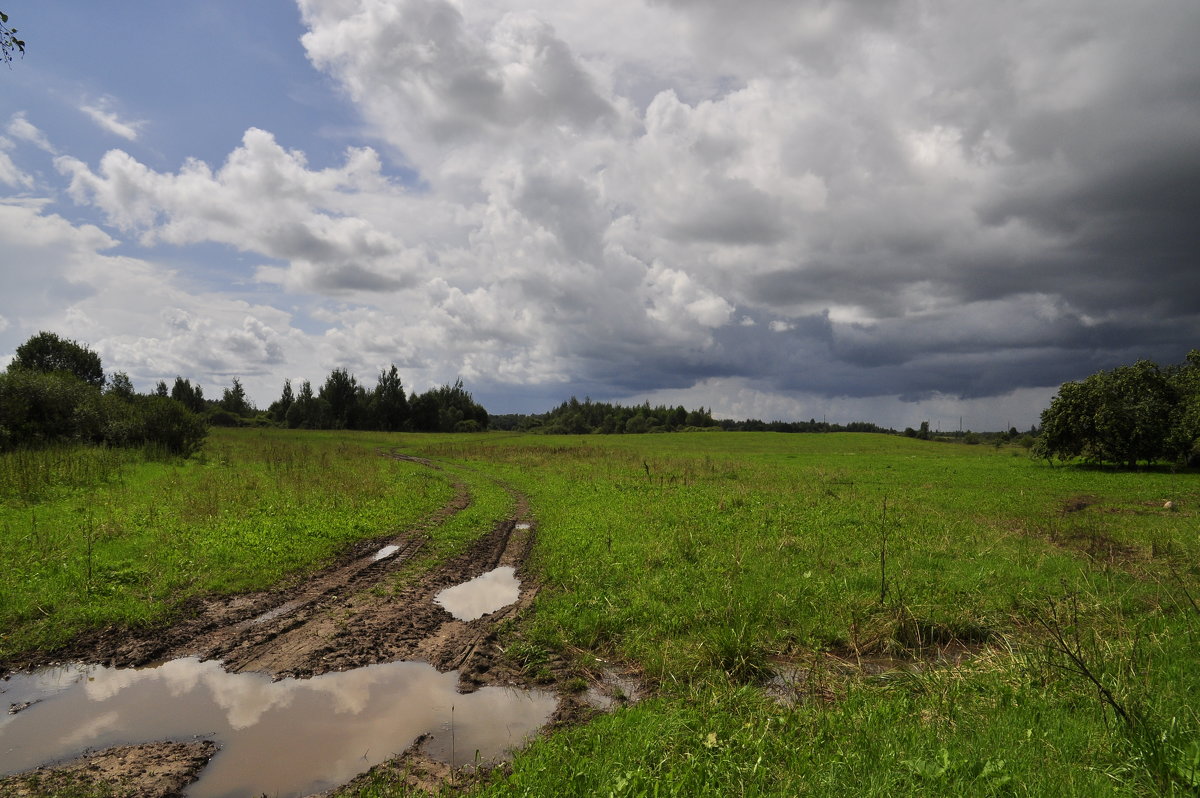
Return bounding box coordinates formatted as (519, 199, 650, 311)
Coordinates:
(1, 331, 493, 456)
(490, 397, 717, 434)
(161, 365, 488, 433)
(1035, 351, 1200, 468)
(259, 371, 488, 433)
(489, 396, 893, 435)
(0, 332, 206, 455)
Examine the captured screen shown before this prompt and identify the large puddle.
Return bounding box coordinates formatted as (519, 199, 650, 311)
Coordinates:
(0, 657, 555, 798)
(435, 567, 521, 621)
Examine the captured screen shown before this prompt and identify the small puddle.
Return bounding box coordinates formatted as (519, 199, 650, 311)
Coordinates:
(0, 658, 555, 798)
(372, 544, 401, 561)
(434, 567, 520, 621)
(583, 671, 642, 711)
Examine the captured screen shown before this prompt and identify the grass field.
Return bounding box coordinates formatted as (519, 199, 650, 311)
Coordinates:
(3, 429, 1199, 795)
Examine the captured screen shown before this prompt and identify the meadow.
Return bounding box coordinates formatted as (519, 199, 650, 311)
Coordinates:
(2, 429, 1199, 795)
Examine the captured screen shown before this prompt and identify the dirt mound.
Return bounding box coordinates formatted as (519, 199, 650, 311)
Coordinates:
(0, 740, 216, 798)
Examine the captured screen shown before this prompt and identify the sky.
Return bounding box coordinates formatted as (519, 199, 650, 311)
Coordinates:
(1, 0, 1198, 431)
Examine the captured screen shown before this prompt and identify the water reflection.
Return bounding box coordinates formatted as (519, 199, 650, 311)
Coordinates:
(372, 544, 401, 561)
(434, 567, 521, 621)
(0, 658, 555, 798)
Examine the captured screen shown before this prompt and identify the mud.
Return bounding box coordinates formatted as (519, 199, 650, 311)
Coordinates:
(766, 642, 990, 706)
(0, 740, 216, 798)
(0, 454, 612, 796)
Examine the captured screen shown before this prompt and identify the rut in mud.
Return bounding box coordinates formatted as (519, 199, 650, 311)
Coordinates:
(0, 454, 598, 797)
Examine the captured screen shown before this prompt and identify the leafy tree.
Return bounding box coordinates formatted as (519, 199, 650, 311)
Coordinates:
(10, 331, 105, 388)
(219, 377, 253, 417)
(267, 378, 294, 424)
(319, 368, 360, 429)
(0, 369, 97, 447)
(407, 391, 440, 432)
(1036, 359, 1179, 467)
(371, 365, 409, 432)
(107, 371, 135, 400)
(154, 380, 169, 398)
(285, 380, 328, 429)
(1166, 350, 1200, 465)
(171, 377, 206, 414)
(140, 396, 207, 456)
(1, 11, 24, 65)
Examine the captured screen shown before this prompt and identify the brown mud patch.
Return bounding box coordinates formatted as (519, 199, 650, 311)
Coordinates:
(0, 740, 216, 798)
(767, 641, 991, 705)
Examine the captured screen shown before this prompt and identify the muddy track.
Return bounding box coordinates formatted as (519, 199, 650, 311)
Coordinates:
(1, 451, 591, 796)
(1, 470, 475, 678)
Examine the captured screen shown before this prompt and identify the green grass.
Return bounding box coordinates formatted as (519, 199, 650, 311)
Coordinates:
(403, 432, 1200, 795)
(0, 428, 456, 659)
(5, 429, 1200, 794)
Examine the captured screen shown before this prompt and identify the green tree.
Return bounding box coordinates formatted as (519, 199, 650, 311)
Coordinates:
(107, 371, 135, 400)
(370, 365, 409, 432)
(171, 377, 206, 414)
(1166, 350, 1200, 465)
(1036, 360, 1177, 467)
(319, 368, 360, 429)
(219, 377, 252, 417)
(286, 380, 328, 429)
(267, 378, 294, 424)
(10, 331, 105, 388)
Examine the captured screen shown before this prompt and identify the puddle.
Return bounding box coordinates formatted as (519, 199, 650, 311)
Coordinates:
(0, 658, 555, 798)
(372, 544, 401, 562)
(247, 599, 303, 627)
(434, 567, 520, 621)
(583, 671, 642, 711)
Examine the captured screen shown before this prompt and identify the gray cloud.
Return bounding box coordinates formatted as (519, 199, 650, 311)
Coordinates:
(16, 0, 1200, 425)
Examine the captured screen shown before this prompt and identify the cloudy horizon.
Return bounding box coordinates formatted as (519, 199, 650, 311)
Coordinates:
(2, 1, 1198, 430)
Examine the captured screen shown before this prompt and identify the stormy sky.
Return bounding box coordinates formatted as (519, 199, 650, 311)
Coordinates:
(1, 0, 1197, 429)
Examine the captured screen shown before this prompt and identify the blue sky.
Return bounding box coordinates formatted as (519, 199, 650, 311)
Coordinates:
(2, 0, 1198, 430)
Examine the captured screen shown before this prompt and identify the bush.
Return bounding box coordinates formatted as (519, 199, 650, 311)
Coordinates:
(140, 396, 207, 456)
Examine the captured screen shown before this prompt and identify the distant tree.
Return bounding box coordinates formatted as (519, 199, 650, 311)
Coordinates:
(140, 396, 207, 456)
(286, 380, 327, 429)
(10, 331, 105, 388)
(407, 391, 440, 432)
(154, 380, 169, 398)
(170, 377, 206, 414)
(219, 377, 253, 417)
(319, 368, 360, 429)
(107, 371, 135, 400)
(267, 378, 294, 424)
(371, 365, 409, 432)
(1, 11, 24, 65)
